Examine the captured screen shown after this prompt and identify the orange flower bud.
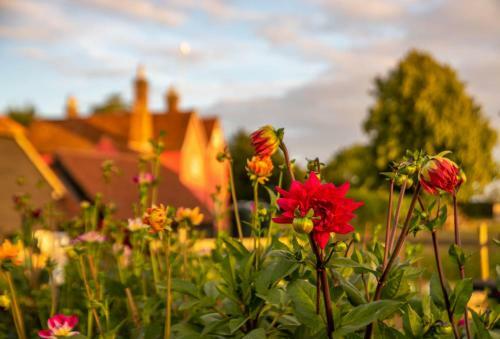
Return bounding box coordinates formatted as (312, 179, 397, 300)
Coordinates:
(176, 207, 204, 226)
(250, 125, 280, 157)
(246, 156, 274, 184)
(142, 204, 172, 233)
(0, 240, 22, 265)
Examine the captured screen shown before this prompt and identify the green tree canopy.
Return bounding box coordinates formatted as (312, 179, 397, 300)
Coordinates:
(363, 49, 497, 198)
(6, 104, 36, 126)
(323, 144, 377, 188)
(92, 93, 128, 115)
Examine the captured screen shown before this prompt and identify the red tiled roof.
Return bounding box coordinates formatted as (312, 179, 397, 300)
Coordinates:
(54, 149, 212, 221)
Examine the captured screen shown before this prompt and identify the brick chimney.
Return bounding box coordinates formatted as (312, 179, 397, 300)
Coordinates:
(166, 86, 180, 113)
(66, 95, 78, 119)
(128, 65, 152, 153)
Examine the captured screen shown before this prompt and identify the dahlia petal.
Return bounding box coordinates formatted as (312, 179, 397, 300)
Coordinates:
(38, 330, 55, 339)
(313, 231, 330, 249)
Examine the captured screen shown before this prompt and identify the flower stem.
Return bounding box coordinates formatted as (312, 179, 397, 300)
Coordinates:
(78, 255, 103, 333)
(308, 234, 334, 338)
(388, 181, 407, 253)
(228, 158, 243, 240)
(4, 271, 26, 339)
(382, 179, 395, 269)
(253, 181, 260, 269)
(364, 184, 421, 339)
(453, 194, 471, 339)
(125, 287, 141, 327)
(163, 232, 172, 339)
(431, 230, 459, 338)
(279, 143, 295, 181)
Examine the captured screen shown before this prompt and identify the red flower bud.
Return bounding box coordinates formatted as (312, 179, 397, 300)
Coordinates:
(250, 125, 280, 157)
(419, 156, 463, 195)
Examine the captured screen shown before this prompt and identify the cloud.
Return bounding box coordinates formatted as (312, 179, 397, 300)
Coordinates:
(79, 0, 186, 26)
(0, 0, 73, 41)
(209, 0, 500, 162)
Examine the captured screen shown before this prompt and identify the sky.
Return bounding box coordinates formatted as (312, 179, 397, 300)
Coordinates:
(1, 0, 499, 162)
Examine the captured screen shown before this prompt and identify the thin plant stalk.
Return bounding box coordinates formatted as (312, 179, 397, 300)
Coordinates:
(253, 181, 260, 269)
(228, 157, 243, 240)
(364, 184, 421, 339)
(308, 234, 334, 338)
(388, 181, 407, 253)
(4, 271, 26, 339)
(279, 143, 295, 181)
(149, 244, 160, 294)
(49, 269, 57, 316)
(125, 287, 141, 327)
(267, 168, 283, 244)
(453, 194, 471, 339)
(163, 232, 172, 339)
(382, 179, 395, 269)
(431, 230, 459, 339)
(78, 255, 103, 333)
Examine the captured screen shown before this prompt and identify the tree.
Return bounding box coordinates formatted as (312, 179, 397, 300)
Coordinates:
(323, 144, 377, 188)
(364, 49, 497, 198)
(6, 104, 36, 126)
(92, 93, 128, 115)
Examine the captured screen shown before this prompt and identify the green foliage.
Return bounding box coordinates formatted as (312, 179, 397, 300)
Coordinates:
(6, 104, 36, 126)
(92, 93, 128, 115)
(323, 144, 377, 188)
(364, 49, 497, 198)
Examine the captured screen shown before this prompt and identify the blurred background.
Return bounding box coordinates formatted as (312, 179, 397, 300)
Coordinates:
(0, 0, 499, 279)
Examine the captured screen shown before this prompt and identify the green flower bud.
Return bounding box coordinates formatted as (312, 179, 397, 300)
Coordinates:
(436, 324, 453, 334)
(353, 232, 361, 243)
(336, 241, 347, 252)
(403, 165, 417, 175)
(292, 217, 314, 234)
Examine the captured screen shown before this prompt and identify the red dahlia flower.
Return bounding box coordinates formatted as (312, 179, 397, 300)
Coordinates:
(419, 156, 465, 195)
(273, 172, 363, 249)
(250, 125, 280, 157)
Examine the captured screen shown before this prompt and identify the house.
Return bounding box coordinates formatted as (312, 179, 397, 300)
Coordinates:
(1, 67, 228, 234)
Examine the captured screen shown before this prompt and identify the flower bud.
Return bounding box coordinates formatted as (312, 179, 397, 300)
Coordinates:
(402, 164, 417, 175)
(292, 217, 314, 234)
(0, 294, 10, 310)
(142, 204, 172, 233)
(436, 324, 453, 334)
(335, 241, 347, 252)
(250, 126, 280, 157)
(353, 232, 361, 243)
(246, 156, 274, 184)
(395, 174, 407, 186)
(420, 156, 463, 195)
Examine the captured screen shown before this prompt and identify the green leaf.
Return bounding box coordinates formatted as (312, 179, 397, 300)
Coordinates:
(450, 278, 473, 316)
(242, 328, 266, 339)
(223, 237, 249, 258)
(470, 309, 492, 339)
(229, 316, 250, 334)
(448, 244, 467, 267)
(287, 280, 324, 332)
(172, 278, 200, 298)
(329, 257, 377, 275)
(376, 321, 406, 339)
(336, 300, 402, 336)
(430, 273, 446, 309)
(382, 269, 404, 299)
(331, 270, 367, 306)
(255, 257, 298, 295)
(402, 304, 423, 338)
